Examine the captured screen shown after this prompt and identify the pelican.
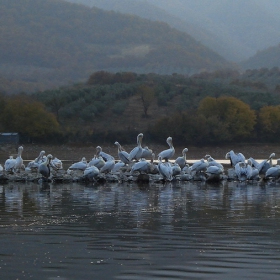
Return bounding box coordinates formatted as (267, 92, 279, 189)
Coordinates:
(130, 158, 151, 174)
(248, 152, 275, 175)
(190, 159, 208, 175)
(205, 154, 224, 171)
(26, 150, 46, 170)
(172, 162, 181, 176)
(114, 141, 130, 164)
(83, 165, 99, 180)
(247, 159, 260, 180)
(175, 148, 188, 169)
(129, 133, 144, 161)
(158, 136, 175, 162)
(149, 153, 159, 174)
(264, 165, 280, 180)
(51, 157, 63, 170)
(39, 154, 53, 179)
(14, 146, 24, 173)
(4, 156, 16, 172)
(225, 150, 245, 166)
(68, 157, 88, 171)
(88, 146, 105, 169)
(205, 165, 223, 182)
(111, 161, 126, 173)
(158, 156, 173, 181)
(235, 162, 252, 181)
(141, 146, 153, 160)
(100, 158, 115, 174)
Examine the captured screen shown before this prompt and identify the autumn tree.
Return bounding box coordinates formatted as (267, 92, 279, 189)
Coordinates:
(0, 95, 59, 139)
(258, 105, 280, 141)
(198, 96, 256, 141)
(137, 85, 155, 117)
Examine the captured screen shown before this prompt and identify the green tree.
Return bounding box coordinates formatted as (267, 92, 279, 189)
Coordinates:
(137, 85, 155, 117)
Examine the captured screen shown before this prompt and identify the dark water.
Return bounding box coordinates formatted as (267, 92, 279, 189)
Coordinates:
(1, 180, 280, 280)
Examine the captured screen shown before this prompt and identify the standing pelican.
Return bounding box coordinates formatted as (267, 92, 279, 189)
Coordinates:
(4, 156, 16, 173)
(141, 146, 153, 160)
(175, 148, 188, 169)
(158, 136, 175, 162)
(26, 150, 46, 171)
(39, 154, 53, 179)
(248, 152, 275, 175)
(14, 146, 24, 173)
(100, 158, 115, 174)
(88, 146, 105, 169)
(129, 133, 144, 161)
(225, 150, 245, 167)
(114, 141, 130, 164)
(158, 156, 173, 181)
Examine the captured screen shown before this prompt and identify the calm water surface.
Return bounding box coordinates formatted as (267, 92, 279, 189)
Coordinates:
(1, 180, 280, 279)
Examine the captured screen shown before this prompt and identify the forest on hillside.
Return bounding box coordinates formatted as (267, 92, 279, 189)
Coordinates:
(0, 0, 232, 94)
(1, 71, 280, 145)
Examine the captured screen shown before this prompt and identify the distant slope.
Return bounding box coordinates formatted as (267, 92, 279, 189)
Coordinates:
(0, 0, 233, 93)
(240, 44, 280, 70)
(67, 0, 247, 62)
(70, 0, 280, 62)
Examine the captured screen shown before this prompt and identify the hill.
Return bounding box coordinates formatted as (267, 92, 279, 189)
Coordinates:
(240, 44, 280, 70)
(68, 0, 280, 62)
(0, 0, 233, 94)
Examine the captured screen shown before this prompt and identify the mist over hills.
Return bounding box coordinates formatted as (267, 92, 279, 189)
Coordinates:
(0, 0, 233, 93)
(69, 0, 280, 63)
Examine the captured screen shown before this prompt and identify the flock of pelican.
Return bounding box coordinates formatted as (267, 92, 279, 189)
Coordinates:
(1, 133, 280, 183)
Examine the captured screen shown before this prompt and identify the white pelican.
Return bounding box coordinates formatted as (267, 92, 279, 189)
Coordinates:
(190, 159, 209, 175)
(100, 158, 115, 174)
(88, 146, 105, 169)
(205, 165, 223, 182)
(172, 162, 181, 176)
(111, 161, 126, 173)
(248, 152, 275, 175)
(129, 133, 144, 161)
(39, 154, 53, 179)
(247, 159, 260, 180)
(158, 136, 175, 162)
(264, 165, 280, 180)
(235, 162, 252, 181)
(51, 157, 63, 170)
(95, 146, 115, 162)
(205, 154, 224, 171)
(114, 141, 130, 164)
(26, 150, 46, 170)
(225, 150, 245, 166)
(130, 158, 151, 174)
(14, 146, 24, 173)
(175, 148, 188, 169)
(141, 146, 153, 160)
(158, 156, 173, 181)
(4, 156, 16, 172)
(84, 165, 99, 180)
(68, 157, 88, 171)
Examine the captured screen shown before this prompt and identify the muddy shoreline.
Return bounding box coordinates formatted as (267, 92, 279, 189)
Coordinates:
(1, 143, 279, 163)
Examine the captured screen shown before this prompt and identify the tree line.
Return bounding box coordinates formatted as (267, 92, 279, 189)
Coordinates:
(1, 71, 280, 145)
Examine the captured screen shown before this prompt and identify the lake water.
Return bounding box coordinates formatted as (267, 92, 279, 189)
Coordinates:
(1, 180, 280, 279)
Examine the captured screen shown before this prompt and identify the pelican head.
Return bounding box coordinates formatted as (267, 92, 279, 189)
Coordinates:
(182, 148, 188, 154)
